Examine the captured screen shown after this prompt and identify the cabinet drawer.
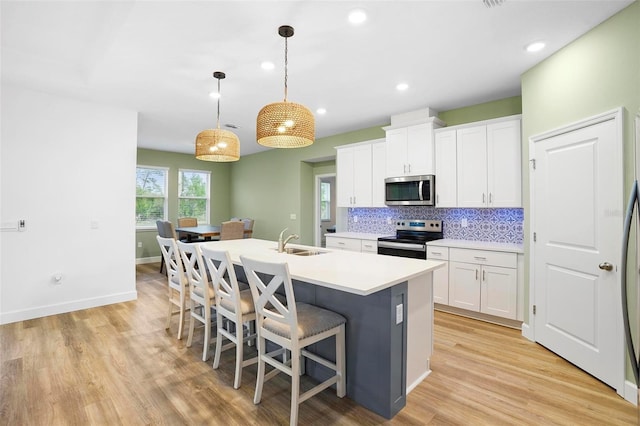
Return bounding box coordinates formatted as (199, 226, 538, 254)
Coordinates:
(449, 248, 516, 268)
(426, 246, 449, 260)
(326, 236, 362, 252)
(360, 240, 378, 253)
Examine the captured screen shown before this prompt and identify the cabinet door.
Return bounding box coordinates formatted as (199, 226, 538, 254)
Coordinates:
(433, 260, 449, 305)
(371, 141, 386, 207)
(406, 123, 433, 175)
(480, 265, 517, 319)
(336, 147, 354, 207)
(325, 236, 361, 252)
(448, 261, 480, 311)
(457, 126, 488, 207)
(434, 130, 457, 207)
(385, 128, 408, 177)
(487, 119, 522, 207)
(352, 144, 372, 207)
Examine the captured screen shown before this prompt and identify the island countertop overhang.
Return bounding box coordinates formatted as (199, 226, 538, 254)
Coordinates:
(199, 238, 445, 296)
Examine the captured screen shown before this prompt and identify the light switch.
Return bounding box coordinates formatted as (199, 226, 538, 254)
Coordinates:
(395, 303, 403, 324)
(290, 213, 297, 220)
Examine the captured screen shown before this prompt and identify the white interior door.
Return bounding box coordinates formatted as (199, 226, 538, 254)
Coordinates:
(531, 111, 623, 394)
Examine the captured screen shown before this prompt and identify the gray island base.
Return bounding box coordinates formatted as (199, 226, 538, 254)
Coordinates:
(203, 238, 443, 419)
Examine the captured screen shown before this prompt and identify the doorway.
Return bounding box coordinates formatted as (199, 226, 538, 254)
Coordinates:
(314, 173, 336, 247)
(529, 108, 624, 396)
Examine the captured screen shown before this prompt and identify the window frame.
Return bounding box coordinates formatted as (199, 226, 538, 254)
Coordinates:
(320, 181, 331, 222)
(178, 168, 211, 225)
(136, 165, 169, 230)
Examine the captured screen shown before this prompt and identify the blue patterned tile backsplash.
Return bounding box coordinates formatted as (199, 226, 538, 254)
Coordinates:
(347, 207, 524, 244)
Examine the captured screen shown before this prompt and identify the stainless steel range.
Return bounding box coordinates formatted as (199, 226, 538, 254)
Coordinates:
(377, 219, 443, 259)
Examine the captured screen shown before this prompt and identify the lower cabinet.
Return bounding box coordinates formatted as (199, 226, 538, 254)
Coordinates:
(426, 246, 449, 305)
(326, 235, 379, 253)
(448, 248, 517, 320)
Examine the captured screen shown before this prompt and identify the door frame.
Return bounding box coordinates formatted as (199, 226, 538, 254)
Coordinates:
(527, 107, 624, 396)
(314, 173, 336, 247)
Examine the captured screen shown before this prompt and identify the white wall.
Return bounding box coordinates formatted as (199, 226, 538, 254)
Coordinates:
(0, 84, 138, 324)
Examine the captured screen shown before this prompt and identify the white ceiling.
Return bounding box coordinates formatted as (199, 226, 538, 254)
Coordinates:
(1, 0, 633, 157)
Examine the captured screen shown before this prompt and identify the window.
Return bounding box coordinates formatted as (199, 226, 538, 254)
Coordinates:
(320, 181, 331, 221)
(178, 169, 210, 224)
(136, 166, 168, 228)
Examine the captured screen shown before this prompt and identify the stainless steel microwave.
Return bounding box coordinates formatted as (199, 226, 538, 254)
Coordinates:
(385, 175, 435, 206)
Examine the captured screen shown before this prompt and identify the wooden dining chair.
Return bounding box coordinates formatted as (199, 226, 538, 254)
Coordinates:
(177, 241, 215, 361)
(177, 217, 200, 241)
(240, 255, 347, 426)
(156, 235, 189, 340)
(201, 246, 258, 389)
(220, 220, 245, 240)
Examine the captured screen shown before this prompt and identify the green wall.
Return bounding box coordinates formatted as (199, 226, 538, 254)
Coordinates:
(521, 1, 639, 381)
(438, 96, 522, 126)
(230, 126, 384, 244)
(136, 148, 232, 259)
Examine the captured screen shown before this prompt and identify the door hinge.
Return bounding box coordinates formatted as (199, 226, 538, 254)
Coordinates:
(533, 232, 537, 242)
(533, 305, 537, 315)
(530, 158, 536, 170)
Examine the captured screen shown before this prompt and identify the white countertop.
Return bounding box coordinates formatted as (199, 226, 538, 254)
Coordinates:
(199, 238, 444, 296)
(325, 232, 390, 241)
(426, 239, 524, 254)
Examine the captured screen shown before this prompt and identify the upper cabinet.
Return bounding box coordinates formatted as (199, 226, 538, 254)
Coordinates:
(435, 115, 522, 208)
(383, 118, 444, 178)
(336, 139, 386, 208)
(434, 130, 457, 208)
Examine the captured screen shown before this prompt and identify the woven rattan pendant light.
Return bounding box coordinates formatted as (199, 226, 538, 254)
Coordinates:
(196, 71, 240, 162)
(256, 25, 315, 148)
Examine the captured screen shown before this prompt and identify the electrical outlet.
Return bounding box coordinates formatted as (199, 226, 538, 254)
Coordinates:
(18, 219, 26, 232)
(353, 216, 358, 223)
(387, 217, 392, 225)
(137, 242, 142, 248)
(461, 218, 468, 228)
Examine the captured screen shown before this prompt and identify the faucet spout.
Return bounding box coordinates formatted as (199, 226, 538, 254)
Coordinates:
(278, 227, 299, 252)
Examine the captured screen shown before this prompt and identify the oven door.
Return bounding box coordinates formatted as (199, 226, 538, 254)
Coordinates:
(377, 240, 427, 259)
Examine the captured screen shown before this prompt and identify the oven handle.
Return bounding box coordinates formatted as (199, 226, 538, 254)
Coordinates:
(377, 241, 426, 252)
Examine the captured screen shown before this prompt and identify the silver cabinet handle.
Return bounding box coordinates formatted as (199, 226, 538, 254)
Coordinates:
(475, 269, 479, 280)
(408, 164, 411, 173)
(599, 262, 614, 271)
(482, 193, 486, 203)
(489, 193, 492, 204)
(338, 242, 345, 245)
(431, 251, 442, 255)
(474, 256, 487, 261)
(482, 270, 486, 281)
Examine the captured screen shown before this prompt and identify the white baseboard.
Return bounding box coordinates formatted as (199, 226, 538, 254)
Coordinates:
(521, 322, 534, 341)
(0, 291, 137, 325)
(624, 379, 638, 405)
(407, 369, 431, 394)
(136, 256, 161, 265)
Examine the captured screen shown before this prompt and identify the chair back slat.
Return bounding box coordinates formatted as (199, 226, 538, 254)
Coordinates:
(177, 241, 209, 301)
(178, 217, 198, 227)
(240, 256, 298, 339)
(220, 221, 245, 240)
(156, 235, 186, 292)
(201, 247, 242, 316)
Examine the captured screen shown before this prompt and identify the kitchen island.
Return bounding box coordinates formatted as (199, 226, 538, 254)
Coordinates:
(199, 238, 445, 419)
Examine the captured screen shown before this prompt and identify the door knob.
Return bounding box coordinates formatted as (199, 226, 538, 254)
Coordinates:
(598, 262, 614, 271)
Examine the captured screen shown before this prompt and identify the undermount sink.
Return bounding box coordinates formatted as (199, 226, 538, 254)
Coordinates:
(272, 247, 327, 256)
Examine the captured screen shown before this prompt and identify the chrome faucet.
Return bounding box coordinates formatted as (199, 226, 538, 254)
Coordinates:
(278, 228, 299, 253)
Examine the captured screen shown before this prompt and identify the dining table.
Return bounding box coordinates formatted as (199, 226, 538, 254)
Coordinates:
(175, 224, 252, 241)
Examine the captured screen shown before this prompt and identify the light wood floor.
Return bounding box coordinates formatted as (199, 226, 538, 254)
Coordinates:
(1, 263, 636, 425)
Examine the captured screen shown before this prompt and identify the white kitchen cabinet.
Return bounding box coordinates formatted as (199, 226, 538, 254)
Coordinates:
(448, 248, 518, 320)
(326, 235, 379, 253)
(336, 143, 372, 207)
(383, 119, 443, 178)
(434, 129, 457, 208)
(456, 117, 521, 208)
(426, 246, 449, 304)
(371, 140, 387, 207)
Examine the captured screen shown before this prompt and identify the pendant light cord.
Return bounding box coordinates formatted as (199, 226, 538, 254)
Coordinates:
(216, 77, 221, 130)
(284, 36, 288, 102)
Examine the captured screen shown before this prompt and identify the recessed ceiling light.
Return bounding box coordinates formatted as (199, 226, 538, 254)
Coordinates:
(316, 108, 327, 115)
(348, 8, 367, 25)
(209, 92, 221, 99)
(396, 83, 409, 91)
(525, 41, 546, 53)
(261, 61, 275, 70)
